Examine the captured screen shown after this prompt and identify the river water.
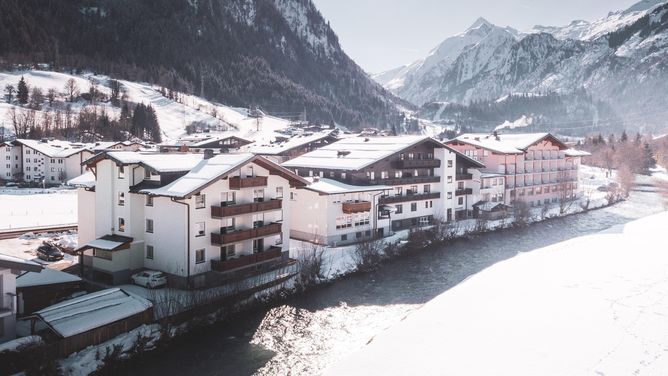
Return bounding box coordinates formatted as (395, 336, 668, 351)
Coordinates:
(122, 189, 665, 376)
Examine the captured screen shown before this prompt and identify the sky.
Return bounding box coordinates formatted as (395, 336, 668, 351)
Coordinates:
(312, 0, 641, 74)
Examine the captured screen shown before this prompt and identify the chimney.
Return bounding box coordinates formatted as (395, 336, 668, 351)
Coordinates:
(203, 149, 214, 160)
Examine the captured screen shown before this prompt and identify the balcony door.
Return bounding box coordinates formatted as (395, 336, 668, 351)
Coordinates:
(253, 213, 265, 228)
(254, 188, 265, 202)
(221, 191, 236, 206)
(253, 238, 264, 253)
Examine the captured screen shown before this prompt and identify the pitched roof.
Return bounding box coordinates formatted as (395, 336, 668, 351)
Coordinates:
(250, 130, 337, 156)
(15, 139, 92, 158)
(304, 177, 391, 195)
(67, 171, 96, 188)
(564, 148, 591, 157)
(449, 133, 567, 154)
(282, 136, 443, 171)
(0, 253, 43, 272)
(141, 154, 308, 198)
(17, 268, 81, 288)
(84, 151, 204, 173)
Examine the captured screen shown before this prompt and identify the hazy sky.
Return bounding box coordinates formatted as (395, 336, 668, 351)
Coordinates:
(312, 0, 640, 73)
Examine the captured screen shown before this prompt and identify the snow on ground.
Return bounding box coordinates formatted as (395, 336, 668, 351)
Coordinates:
(0, 230, 78, 270)
(0, 189, 77, 230)
(326, 210, 668, 376)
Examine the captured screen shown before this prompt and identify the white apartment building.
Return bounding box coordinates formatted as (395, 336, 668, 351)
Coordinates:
(283, 136, 483, 241)
(15, 139, 93, 184)
(0, 141, 22, 181)
(0, 253, 42, 344)
(72, 151, 307, 288)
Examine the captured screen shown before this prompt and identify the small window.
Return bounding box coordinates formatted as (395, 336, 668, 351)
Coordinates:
(423, 185, 430, 193)
(356, 232, 362, 239)
(146, 219, 154, 233)
(447, 176, 453, 183)
(195, 222, 205, 237)
(424, 201, 429, 208)
(146, 245, 154, 259)
(146, 196, 154, 206)
(118, 165, 125, 179)
(395, 204, 403, 214)
(458, 197, 464, 205)
(411, 203, 417, 212)
(118, 218, 125, 232)
(341, 172, 347, 179)
(276, 186, 283, 199)
(195, 249, 205, 264)
(341, 234, 348, 241)
(447, 160, 453, 168)
(118, 192, 125, 206)
(195, 194, 206, 209)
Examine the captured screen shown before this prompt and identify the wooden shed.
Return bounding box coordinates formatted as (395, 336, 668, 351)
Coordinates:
(16, 268, 82, 316)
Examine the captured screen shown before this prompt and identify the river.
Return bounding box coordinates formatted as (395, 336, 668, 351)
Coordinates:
(121, 189, 665, 376)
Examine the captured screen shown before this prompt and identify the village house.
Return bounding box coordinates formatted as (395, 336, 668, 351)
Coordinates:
(0, 141, 22, 181)
(72, 150, 307, 289)
(446, 133, 583, 208)
(283, 136, 482, 236)
(250, 130, 339, 164)
(13, 139, 93, 184)
(160, 134, 253, 153)
(0, 253, 42, 344)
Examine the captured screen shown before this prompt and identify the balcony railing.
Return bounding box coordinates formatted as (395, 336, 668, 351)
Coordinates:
(211, 222, 282, 245)
(455, 188, 473, 196)
(211, 199, 282, 218)
(210, 246, 283, 272)
(342, 201, 372, 214)
(229, 176, 268, 190)
(352, 176, 440, 186)
(456, 173, 473, 181)
(392, 159, 441, 169)
(380, 192, 440, 204)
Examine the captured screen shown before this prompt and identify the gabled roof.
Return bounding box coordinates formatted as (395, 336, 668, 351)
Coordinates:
(161, 134, 252, 148)
(15, 139, 92, 158)
(0, 253, 43, 272)
(564, 148, 591, 157)
(448, 133, 568, 154)
(84, 151, 204, 173)
(282, 136, 444, 171)
(76, 234, 134, 252)
(17, 268, 81, 288)
(250, 130, 337, 156)
(141, 154, 309, 199)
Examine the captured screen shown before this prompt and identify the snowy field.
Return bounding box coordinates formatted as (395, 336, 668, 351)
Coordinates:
(0, 189, 77, 230)
(326, 210, 668, 376)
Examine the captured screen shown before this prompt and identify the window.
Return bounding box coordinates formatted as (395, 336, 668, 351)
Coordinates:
(253, 238, 264, 252)
(222, 191, 236, 205)
(400, 153, 405, 160)
(146, 245, 154, 259)
(409, 185, 418, 195)
(146, 196, 154, 206)
(395, 204, 403, 214)
(447, 160, 453, 168)
(118, 165, 125, 179)
(145, 169, 151, 179)
(381, 171, 389, 179)
(223, 244, 236, 259)
(395, 187, 403, 196)
(423, 185, 430, 193)
(146, 219, 154, 233)
(254, 189, 265, 202)
(419, 216, 430, 226)
(276, 186, 283, 199)
(408, 153, 414, 160)
(118, 192, 125, 206)
(195, 194, 206, 209)
(58, 159, 63, 164)
(195, 222, 205, 237)
(447, 176, 453, 183)
(290, 192, 296, 200)
(394, 170, 401, 178)
(118, 218, 125, 232)
(94, 249, 112, 260)
(447, 192, 452, 199)
(341, 234, 348, 241)
(26, 166, 31, 171)
(425, 201, 429, 208)
(411, 203, 417, 212)
(458, 197, 464, 205)
(356, 232, 362, 239)
(341, 172, 346, 179)
(26, 150, 30, 155)
(195, 249, 205, 264)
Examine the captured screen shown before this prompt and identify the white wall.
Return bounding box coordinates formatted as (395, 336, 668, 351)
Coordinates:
(0, 268, 17, 343)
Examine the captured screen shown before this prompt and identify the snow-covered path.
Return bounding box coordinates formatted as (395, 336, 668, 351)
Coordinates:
(326, 210, 668, 376)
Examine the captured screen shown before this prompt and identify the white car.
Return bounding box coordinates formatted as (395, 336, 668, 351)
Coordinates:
(131, 270, 167, 288)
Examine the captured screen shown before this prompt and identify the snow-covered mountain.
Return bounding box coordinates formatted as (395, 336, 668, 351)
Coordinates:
(374, 0, 668, 132)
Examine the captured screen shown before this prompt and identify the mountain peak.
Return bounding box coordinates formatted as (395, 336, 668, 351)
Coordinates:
(467, 17, 493, 30)
(623, 0, 667, 14)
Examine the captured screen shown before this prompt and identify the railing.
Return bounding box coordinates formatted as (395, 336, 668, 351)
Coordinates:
(456, 173, 473, 181)
(211, 222, 282, 245)
(455, 188, 473, 196)
(211, 199, 282, 218)
(229, 176, 268, 190)
(342, 201, 372, 214)
(392, 159, 441, 169)
(210, 246, 283, 272)
(352, 176, 440, 186)
(380, 192, 440, 204)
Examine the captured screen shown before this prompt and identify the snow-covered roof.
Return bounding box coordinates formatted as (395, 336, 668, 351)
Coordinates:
(93, 152, 205, 173)
(141, 153, 254, 198)
(450, 133, 566, 154)
(473, 201, 509, 212)
(162, 133, 252, 148)
(250, 131, 336, 155)
(15, 139, 92, 158)
(282, 136, 441, 171)
(67, 171, 96, 188)
(77, 235, 133, 251)
(0, 253, 43, 272)
(304, 177, 391, 195)
(34, 288, 152, 338)
(17, 268, 81, 288)
(564, 148, 591, 157)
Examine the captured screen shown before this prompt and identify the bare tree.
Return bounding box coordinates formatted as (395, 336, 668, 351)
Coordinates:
(295, 243, 327, 290)
(9, 107, 35, 138)
(351, 239, 384, 272)
(47, 88, 57, 106)
(4, 84, 15, 103)
(29, 87, 44, 109)
(617, 165, 635, 198)
(64, 78, 79, 102)
(512, 200, 532, 227)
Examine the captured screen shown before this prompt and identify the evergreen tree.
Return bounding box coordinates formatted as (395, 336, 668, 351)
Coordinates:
(620, 130, 628, 143)
(17, 76, 29, 104)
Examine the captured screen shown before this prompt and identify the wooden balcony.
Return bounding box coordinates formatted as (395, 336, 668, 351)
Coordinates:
(380, 192, 440, 204)
(455, 188, 473, 196)
(351, 176, 440, 186)
(211, 222, 282, 245)
(456, 173, 473, 180)
(229, 176, 268, 190)
(392, 159, 441, 169)
(210, 246, 283, 272)
(342, 201, 372, 214)
(211, 199, 282, 218)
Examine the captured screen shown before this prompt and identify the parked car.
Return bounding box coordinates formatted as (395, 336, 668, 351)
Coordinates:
(131, 270, 168, 289)
(36, 242, 65, 261)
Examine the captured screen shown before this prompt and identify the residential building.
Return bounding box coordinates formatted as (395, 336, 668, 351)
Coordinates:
(160, 134, 252, 153)
(283, 136, 478, 233)
(72, 151, 307, 288)
(0, 253, 42, 344)
(14, 139, 93, 184)
(446, 133, 582, 207)
(0, 141, 22, 181)
(250, 130, 339, 163)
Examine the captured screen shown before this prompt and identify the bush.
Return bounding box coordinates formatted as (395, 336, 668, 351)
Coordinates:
(351, 239, 384, 272)
(295, 244, 326, 290)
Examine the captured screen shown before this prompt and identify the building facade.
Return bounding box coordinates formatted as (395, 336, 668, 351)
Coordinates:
(0, 141, 22, 181)
(15, 139, 92, 184)
(0, 254, 42, 344)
